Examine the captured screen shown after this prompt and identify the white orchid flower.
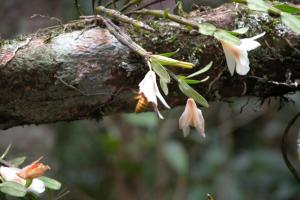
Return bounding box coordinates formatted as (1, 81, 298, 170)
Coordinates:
(221, 32, 265, 76)
(0, 166, 45, 195)
(137, 70, 170, 119)
(179, 98, 205, 138)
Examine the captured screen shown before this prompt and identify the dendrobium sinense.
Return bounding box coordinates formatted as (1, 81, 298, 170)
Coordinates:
(136, 70, 170, 119)
(179, 98, 205, 138)
(0, 157, 50, 195)
(221, 32, 265, 76)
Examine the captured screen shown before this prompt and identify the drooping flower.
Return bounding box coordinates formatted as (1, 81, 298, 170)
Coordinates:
(0, 158, 50, 195)
(0, 167, 46, 194)
(17, 157, 50, 180)
(179, 98, 205, 138)
(136, 70, 170, 119)
(221, 32, 265, 76)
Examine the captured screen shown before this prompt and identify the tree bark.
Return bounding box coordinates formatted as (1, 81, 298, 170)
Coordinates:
(0, 3, 299, 129)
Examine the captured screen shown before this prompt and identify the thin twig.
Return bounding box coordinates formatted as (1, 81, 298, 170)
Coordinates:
(281, 111, 300, 183)
(129, 9, 199, 28)
(101, 16, 148, 56)
(74, 0, 85, 16)
(0, 159, 14, 167)
(95, 6, 155, 32)
(2, 37, 32, 67)
(105, 0, 122, 8)
(30, 14, 63, 26)
(120, 0, 143, 12)
(127, 0, 166, 13)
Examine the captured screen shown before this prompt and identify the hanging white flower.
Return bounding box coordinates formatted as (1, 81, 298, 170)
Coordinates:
(0, 166, 46, 195)
(221, 32, 265, 75)
(179, 98, 205, 138)
(137, 70, 170, 119)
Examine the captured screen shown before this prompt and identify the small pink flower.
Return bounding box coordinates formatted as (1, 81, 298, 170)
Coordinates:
(179, 98, 205, 138)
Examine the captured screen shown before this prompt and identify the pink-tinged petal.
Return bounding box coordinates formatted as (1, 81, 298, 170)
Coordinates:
(236, 50, 250, 75)
(182, 126, 191, 137)
(194, 109, 205, 138)
(179, 110, 190, 130)
(221, 42, 236, 76)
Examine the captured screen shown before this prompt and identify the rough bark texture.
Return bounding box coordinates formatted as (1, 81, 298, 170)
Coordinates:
(0, 3, 299, 129)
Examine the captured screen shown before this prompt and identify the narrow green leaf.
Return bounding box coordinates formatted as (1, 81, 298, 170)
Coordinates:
(247, 0, 270, 12)
(159, 78, 169, 95)
(151, 55, 194, 69)
(151, 61, 171, 83)
(159, 49, 180, 58)
(198, 23, 217, 36)
(9, 157, 26, 167)
(187, 61, 213, 78)
(162, 141, 188, 175)
(214, 29, 240, 45)
(39, 176, 62, 190)
(281, 12, 300, 35)
(274, 4, 300, 14)
(0, 181, 27, 197)
(0, 144, 11, 160)
(184, 76, 210, 84)
(178, 80, 209, 107)
(230, 27, 249, 35)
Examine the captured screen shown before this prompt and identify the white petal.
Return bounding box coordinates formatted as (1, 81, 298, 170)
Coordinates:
(241, 32, 265, 51)
(248, 32, 266, 41)
(151, 72, 170, 109)
(0, 167, 24, 184)
(28, 179, 45, 195)
(221, 42, 236, 76)
(179, 110, 190, 130)
(194, 109, 206, 138)
(241, 40, 261, 51)
(139, 71, 158, 105)
(182, 126, 190, 137)
(153, 104, 164, 119)
(236, 50, 250, 75)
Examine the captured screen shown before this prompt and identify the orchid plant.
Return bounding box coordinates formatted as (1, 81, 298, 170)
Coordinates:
(93, 0, 300, 138)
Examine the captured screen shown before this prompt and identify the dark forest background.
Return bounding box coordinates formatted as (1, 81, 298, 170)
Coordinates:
(0, 0, 300, 199)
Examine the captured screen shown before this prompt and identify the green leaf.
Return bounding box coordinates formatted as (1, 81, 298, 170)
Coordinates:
(184, 76, 210, 84)
(230, 27, 249, 35)
(0, 144, 11, 160)
(198, 23, 217, 36)
(187, 61, 213, 78)
(247, 0, 270, 12)
(39, 176, 61, 190)
(162, 141, 188, 175)
(9, 157, 26, 167)
(274, 4, 300, 14)
(178, 80, 209, 108)
(281, 12, 300, 35)
(0, 181, 27, 197)
(213, 29, 240, 45)
(158, 49, 179, 58)
(159, 78, 169, 95)
(151, 61, 171, 83)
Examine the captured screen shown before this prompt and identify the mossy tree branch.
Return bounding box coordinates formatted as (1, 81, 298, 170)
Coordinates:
(0, 3, 299, 129)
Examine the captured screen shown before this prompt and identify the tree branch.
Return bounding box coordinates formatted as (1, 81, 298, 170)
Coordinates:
(0, 3, 299, 129)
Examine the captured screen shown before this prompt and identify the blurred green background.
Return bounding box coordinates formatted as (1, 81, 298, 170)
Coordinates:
(0, 0, 300, 199)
